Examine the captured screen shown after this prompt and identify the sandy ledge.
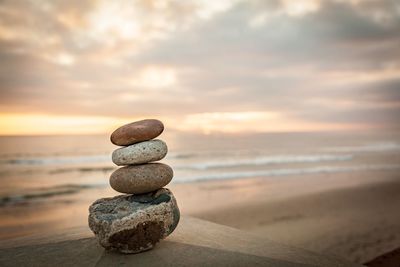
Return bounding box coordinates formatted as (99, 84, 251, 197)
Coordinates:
(0, 216, 361, 267)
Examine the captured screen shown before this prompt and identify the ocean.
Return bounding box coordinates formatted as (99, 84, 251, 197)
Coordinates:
(1, 130, 400, 207)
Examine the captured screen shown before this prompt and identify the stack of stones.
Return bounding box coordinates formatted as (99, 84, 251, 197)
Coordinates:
(88, 119, 180, 254)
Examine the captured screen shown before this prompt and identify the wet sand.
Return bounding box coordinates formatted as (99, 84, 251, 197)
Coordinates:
(246, 181, 400, 264)
(185, 171, 400, 264)
(1, 169, 400, 264)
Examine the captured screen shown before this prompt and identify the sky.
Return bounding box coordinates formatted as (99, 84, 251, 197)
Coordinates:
(0, 0, 399, 135)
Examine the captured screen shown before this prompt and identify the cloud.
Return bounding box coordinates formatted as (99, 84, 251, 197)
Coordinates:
(0, 0, 399, 133)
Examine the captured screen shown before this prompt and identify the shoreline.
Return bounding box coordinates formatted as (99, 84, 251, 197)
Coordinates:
(1, 169, 399, 264)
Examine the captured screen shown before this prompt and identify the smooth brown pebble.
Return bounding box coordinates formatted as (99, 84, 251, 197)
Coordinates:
(110, 163, 173, 194)
(110, 119, 164, 146)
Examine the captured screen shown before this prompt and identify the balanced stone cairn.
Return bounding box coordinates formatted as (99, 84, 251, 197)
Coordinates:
(88, 119, 180, 254)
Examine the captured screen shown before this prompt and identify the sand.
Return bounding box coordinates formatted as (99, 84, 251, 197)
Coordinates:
(1, 169, 400, 265)
(175, 170, 400, 264)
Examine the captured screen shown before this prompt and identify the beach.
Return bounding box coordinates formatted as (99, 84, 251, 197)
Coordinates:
(1, 131, 400, 265)
(2, 169, 400, 264)
(184, 170, 400, 264)
(1, 0, 399, 265)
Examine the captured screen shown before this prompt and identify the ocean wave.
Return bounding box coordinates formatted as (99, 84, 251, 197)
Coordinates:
(2, 164, 399, 204)
(1, 154, 111, 165)
(176, 164, 400, 182)
(49, 166, 115, 174)
(0, 184, 105, 206)
(1, 152, 205, 166)
(176, 154, 353, 170)
(167, 152, 198, 159)
(326, 142, 400, 153)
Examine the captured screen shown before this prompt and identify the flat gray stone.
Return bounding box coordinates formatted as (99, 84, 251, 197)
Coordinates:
(112, 139, 167, 166)
(110, 119, 164, 146)
(110, 163, 173, 194)
(88, 188, 180, 254)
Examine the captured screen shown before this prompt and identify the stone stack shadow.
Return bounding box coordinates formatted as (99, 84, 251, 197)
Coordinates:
(88, 119, 180, 254)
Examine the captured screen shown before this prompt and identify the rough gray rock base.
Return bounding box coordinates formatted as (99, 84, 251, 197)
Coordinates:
(88, 188, 180, 254)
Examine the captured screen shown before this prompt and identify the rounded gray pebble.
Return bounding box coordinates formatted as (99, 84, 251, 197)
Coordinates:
(112, 139, 167, 166)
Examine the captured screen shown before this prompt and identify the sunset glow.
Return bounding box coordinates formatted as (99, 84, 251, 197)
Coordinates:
(0, 112, 369, 136)
(0, 114, 127, 135)
(0, 0, 399, 135)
